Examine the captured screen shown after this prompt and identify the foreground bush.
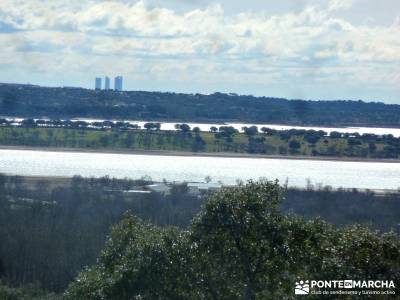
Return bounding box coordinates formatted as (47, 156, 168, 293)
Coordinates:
(66, 181, 400, 299)
(0, 281, 60, 300)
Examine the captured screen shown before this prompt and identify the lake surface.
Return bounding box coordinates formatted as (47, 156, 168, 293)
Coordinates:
(1, 149, 399, 189)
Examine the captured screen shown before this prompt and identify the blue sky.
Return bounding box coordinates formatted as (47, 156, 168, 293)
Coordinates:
(0, 0, 399, 103)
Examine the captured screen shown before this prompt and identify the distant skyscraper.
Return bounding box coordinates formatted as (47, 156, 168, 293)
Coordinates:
(114, 76, 123, 91)
(95, 77, 102, 90)
(105, 76, 110, 90)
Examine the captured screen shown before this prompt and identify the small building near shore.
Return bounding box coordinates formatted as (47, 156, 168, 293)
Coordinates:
(187, 182, 222, 195)
(146, 183, 171, 195)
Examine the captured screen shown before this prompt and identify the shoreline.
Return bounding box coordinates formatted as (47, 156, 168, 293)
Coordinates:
(4, 174, 400, 194)
(3, 115, 400, 130)
(1, 145, 400, 163)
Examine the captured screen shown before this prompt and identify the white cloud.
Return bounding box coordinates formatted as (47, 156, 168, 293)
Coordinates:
(0, 0, 399, 100)
(328, 0, 355, 11)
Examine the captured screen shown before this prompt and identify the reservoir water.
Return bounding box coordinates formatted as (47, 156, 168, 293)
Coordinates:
(0, 149, 399, 190)
(6, 117, 400, 137)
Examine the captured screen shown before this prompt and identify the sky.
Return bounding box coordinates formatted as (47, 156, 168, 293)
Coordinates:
(0, 0, 399, 103)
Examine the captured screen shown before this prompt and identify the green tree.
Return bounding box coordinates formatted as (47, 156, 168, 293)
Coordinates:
(0, 281, 61, 300)
(191, 135, 206, 152)
(175, 123, 191, 133)
(243, 126, 258, 136)
(210, 126, 218, 133)
(190, 180, 286, 299)
(66, 181, 400, 300)
(144, 123, 161, 131)
(288, 139, 301, 152)
(192, 127, 200, 133)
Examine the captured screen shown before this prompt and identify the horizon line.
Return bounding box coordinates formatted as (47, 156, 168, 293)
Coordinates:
(0, 81, 391, 105)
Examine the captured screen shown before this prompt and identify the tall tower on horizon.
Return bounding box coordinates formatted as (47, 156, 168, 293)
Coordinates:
(95, 77, 102, 90)
(114, 76, 123, 91)
(105, 76, 110, 90)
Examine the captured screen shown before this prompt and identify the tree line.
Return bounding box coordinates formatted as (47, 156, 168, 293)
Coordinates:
(1, 119, 400, 158)
(0, 174, 399, 298)
(0, 174, 203, 294)
(2, 83, 400, 127)
(66, 181, 400, 299)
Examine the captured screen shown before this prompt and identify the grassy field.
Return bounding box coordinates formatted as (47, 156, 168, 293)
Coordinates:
(0, 126, 398, 159)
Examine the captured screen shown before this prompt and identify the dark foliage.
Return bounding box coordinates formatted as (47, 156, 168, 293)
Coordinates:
(1, 83, 400, 127)
(0, 175, 202, 292)
(1, 175, 399, 297)
(66, 181, 400, 299)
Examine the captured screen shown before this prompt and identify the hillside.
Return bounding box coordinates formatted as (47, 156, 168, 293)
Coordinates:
(1, 83, 400, 127)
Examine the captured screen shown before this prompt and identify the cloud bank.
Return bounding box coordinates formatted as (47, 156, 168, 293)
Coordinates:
(0, 0, 399, 102)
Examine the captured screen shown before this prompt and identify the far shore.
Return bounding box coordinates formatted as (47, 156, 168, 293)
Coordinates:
(5, 174, 400, 194)
(1, 145, 400, 164)
(3, 115, 400, 130)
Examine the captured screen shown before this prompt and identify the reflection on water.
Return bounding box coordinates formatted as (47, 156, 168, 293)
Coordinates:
(1, 149, 399, 189)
